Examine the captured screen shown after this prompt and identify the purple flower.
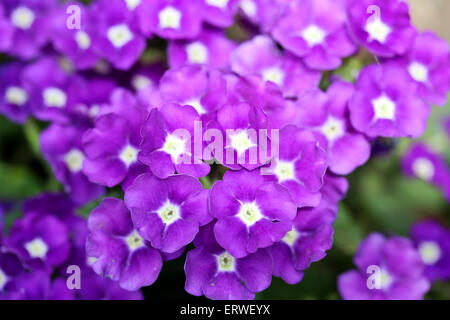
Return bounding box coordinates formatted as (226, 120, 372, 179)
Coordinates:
(272, 0, 357, 70)
(1, 0, 55, 59)
(0, 62, 31, 123)
(207, 101, 269, 171)
(86, 198, 163, 291)
(158, 65, 228, 119)
(264, 125, 328, 207)
(268, 198, 336, 284)
(50, 3, 99, 70)
(395, 32, 450, 106)
(348, 0, 416, 57)
(185, 222, 273, 300)
(338, 233, 430, 300)
(168, 28, 236, 70)
(91, 0, 146, 70)
(296, 81, 371, 175)
(138, 0, 203, 40)
(22, 56, 85, 123)
(82, 89, 148, 188)
(349, 63, 430, 138)
(0, 268, 51, 300)
(401, 143, 449, 188)
(139, 103, 210, 178)
(231, 35, 320, 98)
(40, 123, 105, 205)
(210, 169, 297, 258)
(411, 221, 450, 282)
(124, 173, 212, 253)
(5, 212, 71, 270)
(201, 0, 239, 28)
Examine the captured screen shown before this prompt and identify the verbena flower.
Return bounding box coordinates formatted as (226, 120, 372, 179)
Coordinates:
(0, 62, 31, 123)
(209, 169, 297, 258)
(411, 221, 450, 282)
(138, 0, 203, 40)
(50, 2, 99, 70)
(349, 63, 430, 138)
(348, 0, 416, 57)
(272, 0, 357, 70)
(401, 143, 449, 192)
(1, 0, 55, 59)
(185, 222, 273, 300)
(139, 103, 210, 178)
(393, 32, 450, 106)
(86, 198, 163, 291)
(168, 28, 236, 70)
(40, 123, 105, 205)
(338, 233, 430, 300)
(264, 125, 328, 207)
(5, 212, 71, 271)
(124, 173, 212, 253)
(296, 81, 371, 174)
(91, 0, 146, 70)
(82, 89, 148, 188)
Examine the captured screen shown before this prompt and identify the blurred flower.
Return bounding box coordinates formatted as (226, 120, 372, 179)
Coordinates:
(338, 233, 430, 300)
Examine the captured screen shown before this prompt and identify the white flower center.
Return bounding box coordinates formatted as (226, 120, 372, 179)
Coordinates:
(87, 256, 97, 266)
(229, 130, 255, 157)
(119, 145, 138, 167)
(107, 24, 134, 48)
(365, 19, 391, 43)
(0, 269, 7, 290)
(75, 30, 91, 50)
(185, 99, 206, 115)
(418, 241, 442, 265)
(157, 200, 181, 225)
(132, 75, 152, 91)
(237, 202, 263, 227)
(158, 6, 182, 29)
(282, 229, 299, 246)
(186, 42, 208, 64)
(206, 0, 229, 9)
(240, 0, 257, 17)
(43, 87, 67, 108)
(162, 134, 187, 161)
(412, 157, 435, 181)
(301, 25, 327, 47)
(217, 252, 235, 272)
(321, 117, 345, 142)
(262, 66, 285, 86)
(125, 230, 145, 251)
(379, 269, 393, 290)
(408, 62, 428, 83)
(5, 86, 28, 106)
(11, 6, 35, 30)
(64, 149, 85, 172)
(125, 0, 141, 11)
(372, 95, 395, 120)
(25, 238, 48, 259)
(274, 160, 295, 183)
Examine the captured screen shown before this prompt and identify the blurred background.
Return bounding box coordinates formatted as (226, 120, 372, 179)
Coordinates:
(0, 0, 449, 300)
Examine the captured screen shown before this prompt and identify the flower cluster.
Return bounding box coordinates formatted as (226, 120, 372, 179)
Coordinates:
(0, 0, 449, 300)
(0, 193, 142, 300)
(338, 221, 450, 300)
